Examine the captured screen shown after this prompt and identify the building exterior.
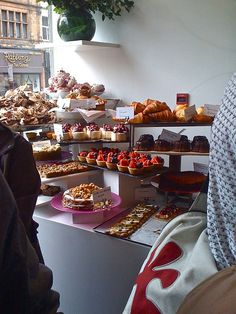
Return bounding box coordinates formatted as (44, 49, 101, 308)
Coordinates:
(0, 0, 51, 94)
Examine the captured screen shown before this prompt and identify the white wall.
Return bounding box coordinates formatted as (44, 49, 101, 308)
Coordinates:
(51, 0, 236, 169)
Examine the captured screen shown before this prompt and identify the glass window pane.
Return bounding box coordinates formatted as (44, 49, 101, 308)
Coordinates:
(2, 21, 7, 37)
(16, 23, 21, 38)
(23, 24, 27, 38)
(2, 10, 7, 20)
(42, 16, 48, 26)
(42, 27, 49, 40)
(22, 13, 27, 23)
(9, 22, 14, 37)
(9, 11, 14, 21)
(16, 12, 20, 22)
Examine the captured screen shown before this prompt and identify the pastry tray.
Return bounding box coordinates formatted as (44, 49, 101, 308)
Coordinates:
(94, 206, 169, 247)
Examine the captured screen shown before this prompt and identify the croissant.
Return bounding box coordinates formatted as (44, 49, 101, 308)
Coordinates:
(193, 114, 214, 123)
(148, 110, 175, 122)
(128, 112, 143, 124)
(131, 101, 145, 114)
(143, 101, 170, 115)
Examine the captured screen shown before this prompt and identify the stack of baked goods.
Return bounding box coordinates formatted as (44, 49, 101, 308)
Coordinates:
(128, 99, 175, 124)
(37, 161, 89, 178)
(33, 144, 62, 161)
(106, 204, 158, 238)
(193, 106, 214, 123)
(62, 183, 101, 210)
(0, 85, 56, 127)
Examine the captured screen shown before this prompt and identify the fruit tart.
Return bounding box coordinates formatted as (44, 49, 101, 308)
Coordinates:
(117, 158, 129, 173)
(142, 159, 155, 173)
(151, 156, 164, 169)
(128, 160, 143, 175)
(106, 155, 118, 170)
(96, 153, 107, 167)
(86, 151, 98, 165)
(78, 151, 88, 162)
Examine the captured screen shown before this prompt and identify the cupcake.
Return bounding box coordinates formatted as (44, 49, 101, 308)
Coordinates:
(86, 151, 98, 164)
(71, 123, 86, 140)
(111, 124, 129, 142)
(101, 124, 113, 140)
(86, 123, 102, 140)
(62, 123, 72, 141)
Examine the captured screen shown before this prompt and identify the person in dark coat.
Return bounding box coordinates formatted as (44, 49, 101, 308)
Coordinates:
(0, 122, 44, 263)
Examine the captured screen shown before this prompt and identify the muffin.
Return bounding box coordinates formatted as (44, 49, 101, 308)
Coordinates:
(154, 135, 172, 151)
(135, 134, 155, 151)
(173, 135, 191, 152)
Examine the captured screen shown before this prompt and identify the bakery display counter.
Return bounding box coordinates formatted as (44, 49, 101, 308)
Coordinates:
(34, 202, 151, 314)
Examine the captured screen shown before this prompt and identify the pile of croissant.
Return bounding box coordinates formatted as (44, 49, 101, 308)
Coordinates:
(128, 99, 214, 124)
(129, 99, 175, 123)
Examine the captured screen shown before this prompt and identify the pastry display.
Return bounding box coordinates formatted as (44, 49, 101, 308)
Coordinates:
(0, 85, 56, 127)
(111, 124, 129, 142)
(33, 144, 62, 161)
(62, 183, 101, 210)
(172, 135, 191, 152)
(155, 204, 186, 221)
(106, 204, 157, 238)
(191, 136, 210, 153)
(37, 161, 89, 178)
(71, 123, 87, 140)
(40, 184, 61, 196)
(158, 171, 206, 192)
(135, 134, 155, 151)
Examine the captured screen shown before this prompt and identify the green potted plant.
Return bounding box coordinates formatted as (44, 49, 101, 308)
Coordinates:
(37, 0, 135, 42)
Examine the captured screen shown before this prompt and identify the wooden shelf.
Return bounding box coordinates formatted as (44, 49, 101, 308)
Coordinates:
(130, 122, 212, 127)
(35, 40, 120, 52)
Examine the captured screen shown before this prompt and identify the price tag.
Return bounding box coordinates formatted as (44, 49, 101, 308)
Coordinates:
(92, 187, 112, 205)
(53, 123, 63, 141)
(135, 187, 157, 203)
(159, 129, 181, 142)
(32, 140, 51, 148)
(116, 107, 134, 120)
(57, 98, 70, 109)
(184, 105, 196, 121)
(193, 162, 209, 175)
(70, 99, 96, 110)
(204, 104, 220, 117)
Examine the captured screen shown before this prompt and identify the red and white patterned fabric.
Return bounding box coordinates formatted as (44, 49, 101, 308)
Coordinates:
(123, 211, 218, 314)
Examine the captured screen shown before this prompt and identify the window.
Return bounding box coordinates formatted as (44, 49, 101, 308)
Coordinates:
(42, 15, 49, 41)
(0, 10, 28, 39)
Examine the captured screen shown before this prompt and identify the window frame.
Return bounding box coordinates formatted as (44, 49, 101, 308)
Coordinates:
(0, 9, 28, 40)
